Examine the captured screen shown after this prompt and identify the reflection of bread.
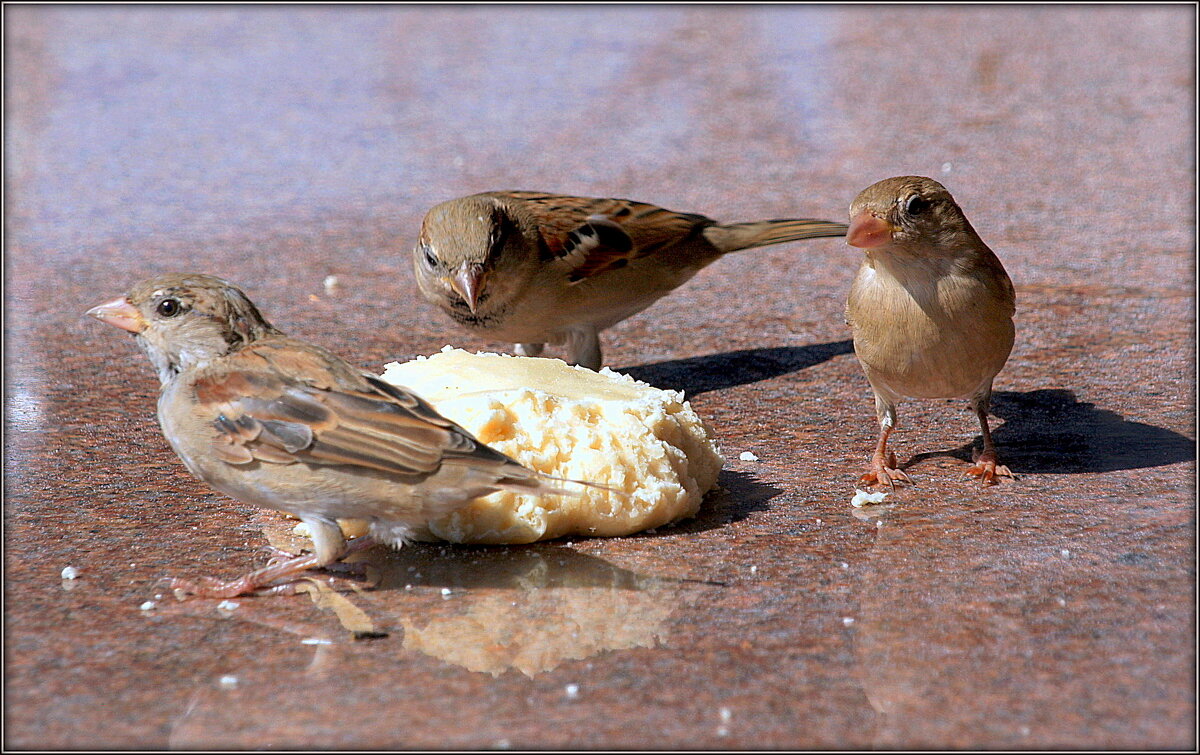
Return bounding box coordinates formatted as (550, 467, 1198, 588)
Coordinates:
(379, 348, 724, 544)
(402, 587, 674, 677)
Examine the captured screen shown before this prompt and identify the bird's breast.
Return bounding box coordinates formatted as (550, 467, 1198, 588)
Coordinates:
(848, 262, 1014, 400)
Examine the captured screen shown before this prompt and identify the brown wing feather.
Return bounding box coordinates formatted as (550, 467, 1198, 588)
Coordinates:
(499, 192, 714, 282)
(193, 339, 516, 481)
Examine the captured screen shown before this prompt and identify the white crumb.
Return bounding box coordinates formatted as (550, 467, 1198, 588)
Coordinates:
(301, 638, 332, 645)
(139, 600, 157, 611)
(843, 617, 855, 626)
(216, 600, 240, 613)
(61, 566, 80, 580)
(440, 587, 452, 597)
(739, 451, 759, 462)
(749, 565, 758, 575)
(564, 683, 580, 699)
(218, 675, 238, 688)
(850, 489, 889, 507)
(719, 706, 732, 722)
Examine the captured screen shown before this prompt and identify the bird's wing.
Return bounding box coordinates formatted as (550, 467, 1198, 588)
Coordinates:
(192, 340, 514, 481)
(502, 192, 714, 283)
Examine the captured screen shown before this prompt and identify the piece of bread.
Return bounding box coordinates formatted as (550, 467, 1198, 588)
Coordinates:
(374, 348, 724, 544)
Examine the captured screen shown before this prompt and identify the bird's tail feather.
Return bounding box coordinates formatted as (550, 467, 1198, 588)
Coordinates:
(703, 218, 848, 253)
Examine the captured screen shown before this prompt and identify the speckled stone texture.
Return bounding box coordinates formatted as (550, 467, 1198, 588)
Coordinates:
(4, 5, 1195, 750)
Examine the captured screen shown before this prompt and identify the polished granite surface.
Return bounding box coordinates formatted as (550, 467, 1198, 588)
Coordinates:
(4, 5, 1195, 750)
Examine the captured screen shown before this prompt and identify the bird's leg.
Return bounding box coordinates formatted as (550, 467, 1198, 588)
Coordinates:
(859, 398, 911, 489)
(564, 326, 602, 370)
(169, 519, 377, 599)
(966, 404, 1014, 484)
(514, 342, 545, 357)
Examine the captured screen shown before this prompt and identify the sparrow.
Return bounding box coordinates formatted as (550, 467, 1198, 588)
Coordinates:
(844, 176, 1016, 486)
(86, 273, 573, 598)
(413, 191, 849, 369)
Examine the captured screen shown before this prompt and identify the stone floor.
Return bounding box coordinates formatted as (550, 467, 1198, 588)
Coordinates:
(4, 5, 1195, 750)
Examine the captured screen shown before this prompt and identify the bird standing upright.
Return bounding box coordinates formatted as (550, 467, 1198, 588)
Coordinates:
(413, 191, 848, 369)
(844, 176, 1016, 486)
(86, 273, 574, 598)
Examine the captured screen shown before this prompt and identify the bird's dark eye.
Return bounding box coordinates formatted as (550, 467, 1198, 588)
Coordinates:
(904, 195, 930, 215)
(420, 244, 438, 268)
(156, 297, 182, 317)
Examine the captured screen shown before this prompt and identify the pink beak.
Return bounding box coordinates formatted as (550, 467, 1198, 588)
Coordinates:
(846, 212, 895, 249)
(449, 263, 485, 313)
(86, 296, 146, 333)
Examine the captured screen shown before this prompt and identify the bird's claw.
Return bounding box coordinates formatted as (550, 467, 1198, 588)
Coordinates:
(966, 450, 1015, 484)
(859, 452, 911, 489)
(166, 560, 378, 600)
(167, 575, 257, 600)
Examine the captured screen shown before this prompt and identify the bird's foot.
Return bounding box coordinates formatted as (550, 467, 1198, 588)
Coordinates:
(170, 552, 381, 599)
(166, 551, 328, 600)
(859, 451, 911, 489)
(966, 449, 1014, 484)
(166, 574, 268, 600)
(260, 544, 301, 567)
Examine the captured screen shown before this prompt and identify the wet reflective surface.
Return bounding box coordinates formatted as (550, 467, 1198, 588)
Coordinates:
(5, 5, 1195, 749)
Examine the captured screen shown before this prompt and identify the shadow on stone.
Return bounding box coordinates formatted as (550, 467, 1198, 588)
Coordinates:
(655, 469, 781, 536)
(620, 340, 854, 395)
(909, 388, 1195, 474)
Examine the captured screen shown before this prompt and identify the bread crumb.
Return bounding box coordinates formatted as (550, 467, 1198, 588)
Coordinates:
(739, 451, 759, 462)
(139, 600, 156, 611)
(850, 489, 889, 507)
(218, 675, 238, 688)
(60, 566, 80, 580)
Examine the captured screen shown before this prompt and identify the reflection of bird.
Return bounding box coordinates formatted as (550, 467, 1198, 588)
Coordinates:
(845, 176, 1016, 486)
(86, 273, 570, 598)
(413, 191, 848, 369)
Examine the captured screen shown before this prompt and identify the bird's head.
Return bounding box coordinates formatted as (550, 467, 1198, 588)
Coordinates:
(847, 176, 978, 257)
(86, 273, 279, 383)
(413, 195, 521, 315)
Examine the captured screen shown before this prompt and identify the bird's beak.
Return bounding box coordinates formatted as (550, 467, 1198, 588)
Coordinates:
(846, 212, 895, 249)
(449, 263, 485, 314)
(85, 296, 146, 333)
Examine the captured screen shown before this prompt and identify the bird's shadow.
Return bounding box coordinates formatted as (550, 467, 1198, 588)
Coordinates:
(907, 388, 1195, 474)
(620, 341, 854, 396)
